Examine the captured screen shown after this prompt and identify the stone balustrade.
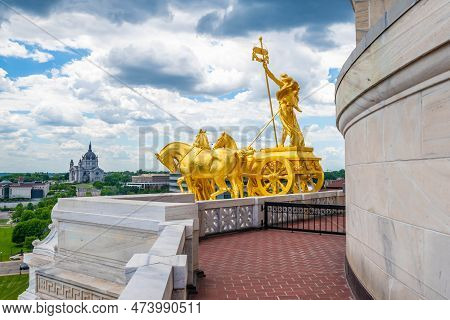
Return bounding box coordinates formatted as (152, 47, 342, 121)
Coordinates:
(20, 190, 343, 300)
(198, 190, 344, 237)
(19, 193, 199, 300)
(120, 224, 191, 300)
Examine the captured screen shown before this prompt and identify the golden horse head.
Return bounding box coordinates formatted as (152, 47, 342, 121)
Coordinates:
(213, 132, 238, 149)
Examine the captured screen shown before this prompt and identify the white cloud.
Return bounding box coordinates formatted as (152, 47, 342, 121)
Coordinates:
(32, 104, 85, 126)
(0, 7, 354, 172)
(304, 125, 342, 143)
(0, 68, 15, 92)
(0, 38, 53, 62)
(316, 146, 345, 171)
(59, 140, 84, 150)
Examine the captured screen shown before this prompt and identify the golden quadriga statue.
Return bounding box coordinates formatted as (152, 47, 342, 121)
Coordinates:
(156, 37, 324, 200)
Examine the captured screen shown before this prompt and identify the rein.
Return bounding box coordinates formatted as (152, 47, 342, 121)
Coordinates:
(173, 144, 199, 171)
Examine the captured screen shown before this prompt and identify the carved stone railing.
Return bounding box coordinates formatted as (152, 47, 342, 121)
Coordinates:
(21, 191, 342, 301)
(198, 190, 344, 238)
(120, 221, 195, 300)
(20, 194, 199, 301)
(197, 198, 257, 237)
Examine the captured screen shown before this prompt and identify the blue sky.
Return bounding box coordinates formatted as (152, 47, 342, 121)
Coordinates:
(0, 0, 354, 172)
(0, 41, 90, 78)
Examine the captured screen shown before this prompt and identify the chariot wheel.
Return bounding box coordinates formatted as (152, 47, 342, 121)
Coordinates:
(256, 157, 294, 196)
(299, 171, 324, 193)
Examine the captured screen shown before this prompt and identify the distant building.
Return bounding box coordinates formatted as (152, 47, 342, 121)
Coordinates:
(0, 180, 50, 199)
(168, 173, 230, 199)
(169, 173, 183, 193)
(0, 180, 10, 199)
(323, 178, 345, 191)
(69, 142, 105, 183)
(126, 174, 169, 189)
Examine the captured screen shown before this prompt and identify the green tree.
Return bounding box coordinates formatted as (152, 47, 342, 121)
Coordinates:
(12, 219, 49, 244)
(11, 204, 24, 223)
(34, 207, 51, 220)
(24, 236, 38, 250)
(100, 186, 117, 196)
(92, 181, 104, 190)
(20, 210, 34, 222)
(26, 203, 34, 210)
(324, 169, 345, 181)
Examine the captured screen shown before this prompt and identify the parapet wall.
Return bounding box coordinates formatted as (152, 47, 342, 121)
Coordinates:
(20, 191, 343, 300)
(336, 0, 449, 299)
(198, 191, 344, 238)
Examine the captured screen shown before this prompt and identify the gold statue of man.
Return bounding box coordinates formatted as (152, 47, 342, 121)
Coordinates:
(263, 62, 305, 148)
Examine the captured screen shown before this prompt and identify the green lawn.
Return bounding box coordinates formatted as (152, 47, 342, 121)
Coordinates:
(0, 227, 27, 262)
(0, 274, 29, 300)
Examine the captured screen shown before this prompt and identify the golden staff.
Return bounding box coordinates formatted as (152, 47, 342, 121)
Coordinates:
(248, 109, 280, 148)
(252, 36, 278, 146)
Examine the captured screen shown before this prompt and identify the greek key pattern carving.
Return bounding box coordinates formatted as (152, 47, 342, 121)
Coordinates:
(36, 274, 115, 300)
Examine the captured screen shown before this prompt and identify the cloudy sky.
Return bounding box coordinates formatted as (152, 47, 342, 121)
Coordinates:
(0, 0, 355, 173)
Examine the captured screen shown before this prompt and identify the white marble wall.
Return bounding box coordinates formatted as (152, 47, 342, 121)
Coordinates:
(337, 0, 449, 300)
(120, 224, 190, 300)
(20, 193, 200, 300)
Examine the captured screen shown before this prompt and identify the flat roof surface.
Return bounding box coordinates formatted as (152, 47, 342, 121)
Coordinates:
(194, 230, 352, 300)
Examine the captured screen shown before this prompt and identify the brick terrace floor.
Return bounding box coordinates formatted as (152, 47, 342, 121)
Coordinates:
(193, 230, 353, 300)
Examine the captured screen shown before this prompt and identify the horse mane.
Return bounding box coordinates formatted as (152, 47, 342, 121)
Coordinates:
(156, 141, 192, 170)
(214, 132, 238, 149)
(158, 141, 191, 155)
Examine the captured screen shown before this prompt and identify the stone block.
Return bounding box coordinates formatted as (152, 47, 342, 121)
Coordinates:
(346, 204, 369, 246)
(149, 255, 188, 290)
(159, 219, 197, 238)
(423, 230, 450, 299)
(421, 80, 450, 158)
(350, 163, 388, 216)
(387, 159, 450, 235)
(125, 253, 150, 283)
(371, 216, 424, 282)
(383, 93, 422, 161)
(171, 288, 187, 300)
(366, 109, 385, 163)
(388, 277, 423, 299)
(149, 225, 185, 257)
(345, 119, 367, 165)
(119, 264, 173, 300)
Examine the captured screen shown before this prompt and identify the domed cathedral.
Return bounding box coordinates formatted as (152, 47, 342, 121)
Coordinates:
(69, 142, 105, 183)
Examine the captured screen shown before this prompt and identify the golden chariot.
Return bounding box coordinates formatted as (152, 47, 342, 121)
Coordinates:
(155, 37, 324, 200)
(242, 145, 323, 197)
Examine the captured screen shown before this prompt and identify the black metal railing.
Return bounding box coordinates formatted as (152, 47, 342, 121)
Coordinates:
(264, 202, 346, 235)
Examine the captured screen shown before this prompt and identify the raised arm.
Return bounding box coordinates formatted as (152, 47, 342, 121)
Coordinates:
(263, 62, 283, 87)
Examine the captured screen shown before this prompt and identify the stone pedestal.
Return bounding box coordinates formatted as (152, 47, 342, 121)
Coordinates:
(20, 194, 198, 300)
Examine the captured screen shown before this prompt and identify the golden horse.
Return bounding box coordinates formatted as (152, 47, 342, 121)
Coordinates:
(212, 132, 262, 196)
(213, 132, 238, 150)
(155, 141, 244, 200)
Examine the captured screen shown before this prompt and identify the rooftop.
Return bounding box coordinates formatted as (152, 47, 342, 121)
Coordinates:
(194, 230, 352, 300)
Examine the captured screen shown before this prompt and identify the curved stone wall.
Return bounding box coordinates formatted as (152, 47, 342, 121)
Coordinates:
(336, 0, 449, 299)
